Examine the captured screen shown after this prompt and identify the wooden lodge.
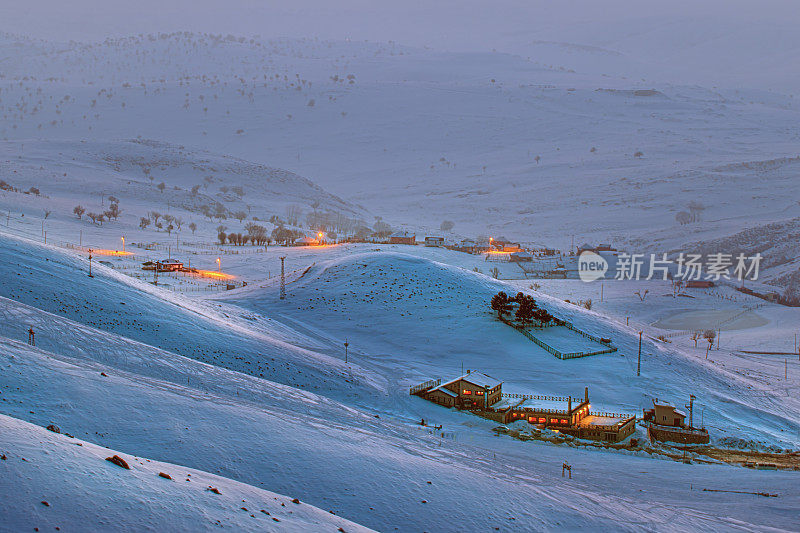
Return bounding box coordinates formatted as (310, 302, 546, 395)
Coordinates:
(497, 387, 635, 442)
(502, 389, 590, 429)
(412, 376, 636, 443)
(413, 371, 503, 409)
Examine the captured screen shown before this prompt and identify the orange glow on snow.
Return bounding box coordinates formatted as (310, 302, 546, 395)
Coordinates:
(195, 269, 235, 280)
(92, 249, 133, 256)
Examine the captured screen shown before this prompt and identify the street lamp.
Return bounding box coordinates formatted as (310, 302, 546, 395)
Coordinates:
(88, 249, 94, 278)
(344, 339, 349, 363)
(121, 236, 125, 253)
(318, 232, 324, 245)
(216, 257, 221, 273)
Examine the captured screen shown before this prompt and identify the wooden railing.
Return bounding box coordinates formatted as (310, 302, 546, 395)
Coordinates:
(410, 378, 440, 395)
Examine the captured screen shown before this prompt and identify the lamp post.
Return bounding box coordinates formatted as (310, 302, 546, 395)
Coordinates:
(344, 339, 349, 363)
(88, 249, 94, 278)
(318, 231, 324, 245)
(216, 257, 221, 273)
(121, 236, 125, 253)
(637, 330, 643, 377)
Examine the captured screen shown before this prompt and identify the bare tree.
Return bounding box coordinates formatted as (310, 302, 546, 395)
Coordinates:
(675, 211, 691, 225)
(189, 222, 197, 234)
(73, 205, 85, 219)
(690, 331, 700, 348)
(703, 329, 716, 358)
(688, 201, 706, 223)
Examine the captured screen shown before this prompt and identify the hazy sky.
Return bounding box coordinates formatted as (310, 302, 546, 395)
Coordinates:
(3, 0, 800, 89)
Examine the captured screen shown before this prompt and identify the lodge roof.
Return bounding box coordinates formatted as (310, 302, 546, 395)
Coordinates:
(429, 386, 458, 398)
(444, 371, 503, 390)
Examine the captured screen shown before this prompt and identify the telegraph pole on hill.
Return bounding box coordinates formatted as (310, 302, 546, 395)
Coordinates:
(280, 256, 286, 300)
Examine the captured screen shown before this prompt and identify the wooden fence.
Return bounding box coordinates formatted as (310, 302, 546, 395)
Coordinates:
(500, 316, 617, 360)
(410, 378, 440, 395)
(502, 393, 582, 402)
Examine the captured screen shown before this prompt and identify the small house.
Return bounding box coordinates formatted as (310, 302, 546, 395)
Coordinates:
(157, 259, 183, 272)
(389, 232, 416, 245)
(509, 252, 533, 262)
(294, 236, 319, 246)
(685, 280, 714, 288)
(425, 236, 445, 247)
(644, 401, 686, 427)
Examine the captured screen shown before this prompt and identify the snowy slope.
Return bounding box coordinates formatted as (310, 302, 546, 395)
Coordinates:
(0, 231, 382, 400)
(2, 232, 799, 531)
(222, 250, 800, 448)
(0, 414, 373, 532)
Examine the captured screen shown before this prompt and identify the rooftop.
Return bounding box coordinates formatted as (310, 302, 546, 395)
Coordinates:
(580, 415, 629, 427)
(444, 371, 502, 390)
(429, 386, 458, 398)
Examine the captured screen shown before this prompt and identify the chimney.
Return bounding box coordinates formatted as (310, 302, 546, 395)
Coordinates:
(568, 396, 572, 413)
(584, 387, 589, 403)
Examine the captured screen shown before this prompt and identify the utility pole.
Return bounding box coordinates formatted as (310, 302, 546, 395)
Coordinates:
(601, 282, 604, 303)
(88, 249, 94, 278)
(686, 394, 695, 428)
(786, 359, 788, 380)
(154, 261, 159, 285)
(43, 231, 46, 244)
(344, 339, 349, 363)
(637, 331, 643, 377)
(279, 256, 286, 300)
(79, 229, 82, 247)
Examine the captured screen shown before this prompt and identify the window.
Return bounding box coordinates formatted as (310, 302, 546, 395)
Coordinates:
(550, 419, 558, 424)
(476, 390, 484, 395)
(463, 390, 471, 395)
(561, 419, 568, 424)
(538, 418, 545, 423)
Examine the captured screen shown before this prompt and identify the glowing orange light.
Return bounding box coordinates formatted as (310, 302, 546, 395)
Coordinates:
(92, 249, 133, 256)
(195, 269, 235, 280)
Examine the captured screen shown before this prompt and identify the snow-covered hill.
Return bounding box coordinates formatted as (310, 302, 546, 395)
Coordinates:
(2, 233, 799, 531)
(222, 250, 800, 448)
(0, 414, 373, 532)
